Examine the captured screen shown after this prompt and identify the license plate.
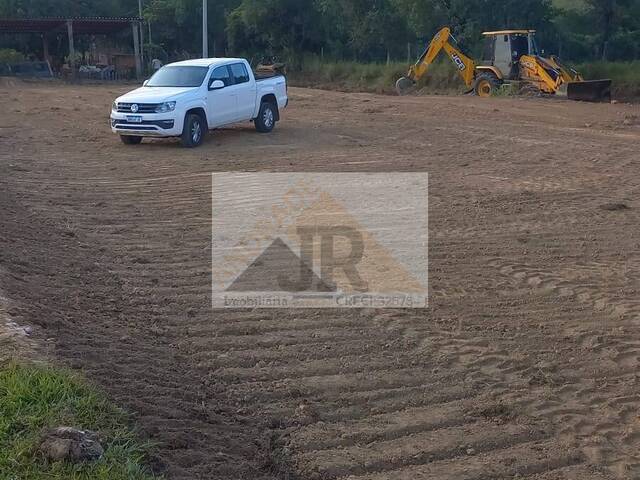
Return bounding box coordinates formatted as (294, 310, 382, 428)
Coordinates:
(126, 115, 142, 123)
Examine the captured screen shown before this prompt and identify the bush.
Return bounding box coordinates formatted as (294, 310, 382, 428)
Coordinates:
(144, 43, 168, 64)
(288, 55, 467, 94)
(576, 61, 640, 100)
(0, 48, 25, 64)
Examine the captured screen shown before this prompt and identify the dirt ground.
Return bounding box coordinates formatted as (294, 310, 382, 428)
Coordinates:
(1, 81, 640, 479)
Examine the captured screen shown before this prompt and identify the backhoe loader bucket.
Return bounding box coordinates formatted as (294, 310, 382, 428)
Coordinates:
(395, 76, 415, 95)
(567, 79, 612, 103)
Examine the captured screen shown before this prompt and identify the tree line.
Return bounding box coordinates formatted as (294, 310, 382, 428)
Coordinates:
(1, 0, 639, 63)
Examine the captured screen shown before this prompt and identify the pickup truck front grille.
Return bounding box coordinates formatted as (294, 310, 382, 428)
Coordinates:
(116, 102, 160, 113)
(111, 118, 174, 130)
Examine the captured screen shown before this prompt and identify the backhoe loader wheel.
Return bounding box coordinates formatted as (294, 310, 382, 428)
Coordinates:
(473, 73, 501, 98)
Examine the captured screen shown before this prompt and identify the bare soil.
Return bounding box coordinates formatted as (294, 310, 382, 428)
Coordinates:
(1, 81, 640, 479)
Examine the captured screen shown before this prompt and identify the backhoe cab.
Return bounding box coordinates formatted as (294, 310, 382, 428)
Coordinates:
(396, 27, 611, 102)
(480, 30, 538, 82)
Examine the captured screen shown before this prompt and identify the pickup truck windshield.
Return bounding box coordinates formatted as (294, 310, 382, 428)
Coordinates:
(146, 66, 209, 87)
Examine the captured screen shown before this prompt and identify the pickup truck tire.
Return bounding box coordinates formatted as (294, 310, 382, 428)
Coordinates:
(120, 135, 142, 145)
(181, 113, 205, 148)
(255, 101, 276, 133)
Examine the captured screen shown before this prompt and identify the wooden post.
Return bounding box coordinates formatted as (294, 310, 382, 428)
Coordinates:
(137, 0, 144, 67)
(132, 21, 142, 80)
(66, 20, 75, 79)
(42, 34, 50, 62)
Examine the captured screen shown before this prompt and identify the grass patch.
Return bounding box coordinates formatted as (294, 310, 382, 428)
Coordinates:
(288, 56, 640, 101)
(0, 362, 158, 480)
(576, 61, 640, 100)
(288, 56, 466, 95)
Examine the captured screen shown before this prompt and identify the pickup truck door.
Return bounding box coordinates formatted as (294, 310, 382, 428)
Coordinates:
(206, 65, 235, 127)
(228, 62, 256, 122)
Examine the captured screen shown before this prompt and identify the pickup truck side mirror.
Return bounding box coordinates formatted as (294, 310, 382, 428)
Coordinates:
(209, 79, 225, 90)
(143, 79, 149, 86)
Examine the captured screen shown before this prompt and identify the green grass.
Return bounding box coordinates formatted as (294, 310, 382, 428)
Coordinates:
(288, 56, 466, 95)
(0, 362, 158, 480)
(288, 57, 640, 100)
(577, 61, 640, 100)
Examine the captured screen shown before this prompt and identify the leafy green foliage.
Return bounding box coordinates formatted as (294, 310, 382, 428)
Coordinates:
(577, 60, 640, 98)
(227, 0, 325, 58)
(0, 0, 638, 63)
(0, 0, 140, 18)
(0, 362, 158, 480)
(0, 48, 24, 63)
(289, 55, 465, 94)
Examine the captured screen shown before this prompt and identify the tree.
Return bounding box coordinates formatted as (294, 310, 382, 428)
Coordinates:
(226, 0, 324, 60)
(0, 0, 638, 62)
(584, 0, 631, 59)
(313, 0, 411, 60)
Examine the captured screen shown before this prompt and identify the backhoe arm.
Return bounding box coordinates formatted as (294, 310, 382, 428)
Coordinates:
(519, 55, 564, 94)
(547, 55, 583, 82)
(397, 27, 476, 94)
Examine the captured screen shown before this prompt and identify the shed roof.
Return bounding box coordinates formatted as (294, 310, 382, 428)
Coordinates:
(0, 17, 140, 35)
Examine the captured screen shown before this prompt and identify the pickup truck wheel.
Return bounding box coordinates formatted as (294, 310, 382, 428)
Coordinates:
(181, 113, 205, 148)
(120, 135, 142, 145)
(255, 102, 276, 133)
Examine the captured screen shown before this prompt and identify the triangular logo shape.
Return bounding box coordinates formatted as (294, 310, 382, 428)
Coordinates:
(226, 237, 335, 292)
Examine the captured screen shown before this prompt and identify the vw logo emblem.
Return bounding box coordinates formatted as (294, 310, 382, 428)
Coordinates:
(130, 104, 139, 113)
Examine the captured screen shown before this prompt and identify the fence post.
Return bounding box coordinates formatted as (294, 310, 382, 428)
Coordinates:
(132, 21, 142, 80)
(42, 33, 50, 63)
(66, 20, 75, 80)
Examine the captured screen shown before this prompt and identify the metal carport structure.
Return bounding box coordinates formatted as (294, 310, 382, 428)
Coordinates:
(0, 17, 143, 79)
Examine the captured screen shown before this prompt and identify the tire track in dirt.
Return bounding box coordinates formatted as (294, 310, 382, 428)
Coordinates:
(1, 84, 639, 479)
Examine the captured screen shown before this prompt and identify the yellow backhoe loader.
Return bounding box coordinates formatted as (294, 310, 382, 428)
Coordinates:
(396, 27, 611, 102)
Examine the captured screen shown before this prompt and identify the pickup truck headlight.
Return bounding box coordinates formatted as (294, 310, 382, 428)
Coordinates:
(112, 101, 117, 111)
(155, 101, 176, 113)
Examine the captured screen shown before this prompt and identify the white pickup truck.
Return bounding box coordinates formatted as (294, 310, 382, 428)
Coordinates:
(110, 58, 287, 147)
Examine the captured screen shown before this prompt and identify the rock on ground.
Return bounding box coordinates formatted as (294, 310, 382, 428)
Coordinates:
(39, 427, 104, 462)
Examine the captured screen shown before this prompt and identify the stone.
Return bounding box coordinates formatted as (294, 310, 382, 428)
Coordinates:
(39, 427, 104, 463)
(40, 437, 73, 461)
